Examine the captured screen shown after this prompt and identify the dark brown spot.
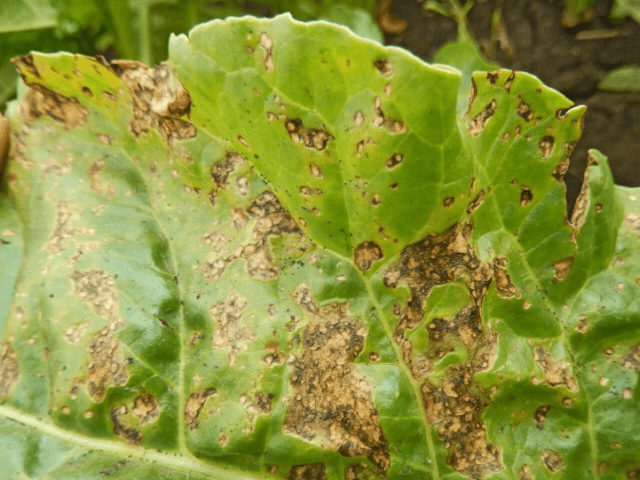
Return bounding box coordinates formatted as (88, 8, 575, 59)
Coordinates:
(285, 118, 333, 150)
(467, 190, 485, 214)
(504, 70, 516, 92)
(553, 258, 574, 281)
(443, 196, 455, 207)
(486, 71, 499, 84)
(520, 186, 533, 206)
(0, 342, 19, 398)
(539, 136, 554, 158)
(385, 153, 403, 169)
(110, 405, 142, 445)
(286, 463, 326, 480)
(517, 100, 533, 122)
(374, 59, 393, 77)
(468, 100, 497, 136)
(185, 388, 217, 429)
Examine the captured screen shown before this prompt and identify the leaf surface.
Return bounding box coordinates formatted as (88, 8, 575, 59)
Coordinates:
(1, 14, 639, 480)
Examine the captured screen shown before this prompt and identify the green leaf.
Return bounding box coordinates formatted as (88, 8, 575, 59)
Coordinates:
(1, 14, 639, 480)
(433, 40, 498, 115)
(611, 0, 640, 23)
(599, 64, 640, 92)
(0, 0, 57, 33)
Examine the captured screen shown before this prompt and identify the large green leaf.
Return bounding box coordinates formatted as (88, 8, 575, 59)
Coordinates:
(1, 14, 639, 480)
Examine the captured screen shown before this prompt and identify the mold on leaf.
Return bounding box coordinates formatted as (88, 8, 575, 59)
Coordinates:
(285, 303, 390, 471)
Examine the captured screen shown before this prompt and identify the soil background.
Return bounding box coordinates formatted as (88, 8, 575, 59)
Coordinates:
(384, 0, 640, 211)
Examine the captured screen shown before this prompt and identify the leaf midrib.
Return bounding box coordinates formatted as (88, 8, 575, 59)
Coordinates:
(0, 404, 272, 480)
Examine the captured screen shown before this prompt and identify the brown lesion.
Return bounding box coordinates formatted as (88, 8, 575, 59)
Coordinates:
(540, 450, 564, 472)
(284, 118, 333, 150)
(354, 241, 384, 272)
(468, 100, 497, 137)
(110, 404, 142, 445)
(46, 201, 93, 255)
(285, 302, 390, 472)
(372, 97, 405, 134)
(210, 291, 255, 366)
(553, 258, 574, 281)
(86, 327, 130, 402)
(17, 80, 88, 129)
(211, 152, 246, 188)
(286, 463, 327, 480)
(201, 190, 302, 283)
(382, 222, 517, 478)
(374, 59, 393, 77)
(108, 61, 196, 140)
(621, 344, 640, 370)
(533, 347, 578, 392)
(0, 341, 19, 398)
(185, 387, 217, 430)
(71, 269, 124, 331)
(131, 393, 161, 424)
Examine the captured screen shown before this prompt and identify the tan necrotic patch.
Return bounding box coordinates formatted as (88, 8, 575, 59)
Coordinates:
(285, 303, 390, 471)
(540, 450, 564, 472)
(0, 342, 19, 398)
(211, 291, 255, 365)
(284, 118, 333, 151)
(538, 136, 554, 158)
(259, 32, 275, 72)
(286, 463, 327, 480)
(468, 100, 497, 137)
(621, 345, 640, 370)
(383, 222, 510, 477)
(202, 191, 300, 282)
(19, 83, 88, 129)
(87, 327, 130, 402)
(372, 97, 405, 133)
(131, 393, 161, 424)
(71, 269, 123, 331)
(354, 241, 384, 271)
(108, 60, 196, 140)
(533, 347, 578, 392)
(110, 404, 142, 445)
(46, 201, 93, 255)
(185, 387, 217, 430)
(211, 152, 246, 188)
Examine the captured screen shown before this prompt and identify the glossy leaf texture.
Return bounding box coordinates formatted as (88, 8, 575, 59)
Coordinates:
(1, 14, 639, 480)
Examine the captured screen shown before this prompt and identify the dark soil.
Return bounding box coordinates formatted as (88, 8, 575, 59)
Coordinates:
(385, 0, 640, 211)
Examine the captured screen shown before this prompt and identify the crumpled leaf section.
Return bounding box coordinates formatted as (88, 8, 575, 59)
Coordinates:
(0, 13, 639, 480)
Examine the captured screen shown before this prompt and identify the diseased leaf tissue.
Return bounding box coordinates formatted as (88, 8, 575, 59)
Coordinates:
(0, 13, 639, 480)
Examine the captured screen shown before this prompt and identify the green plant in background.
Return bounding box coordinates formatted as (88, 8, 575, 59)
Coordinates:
(1, 13, 639, 480)
(564, 0, 640, 25)
(422, 0, 498, 114)
(0, 0, 382, 109)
